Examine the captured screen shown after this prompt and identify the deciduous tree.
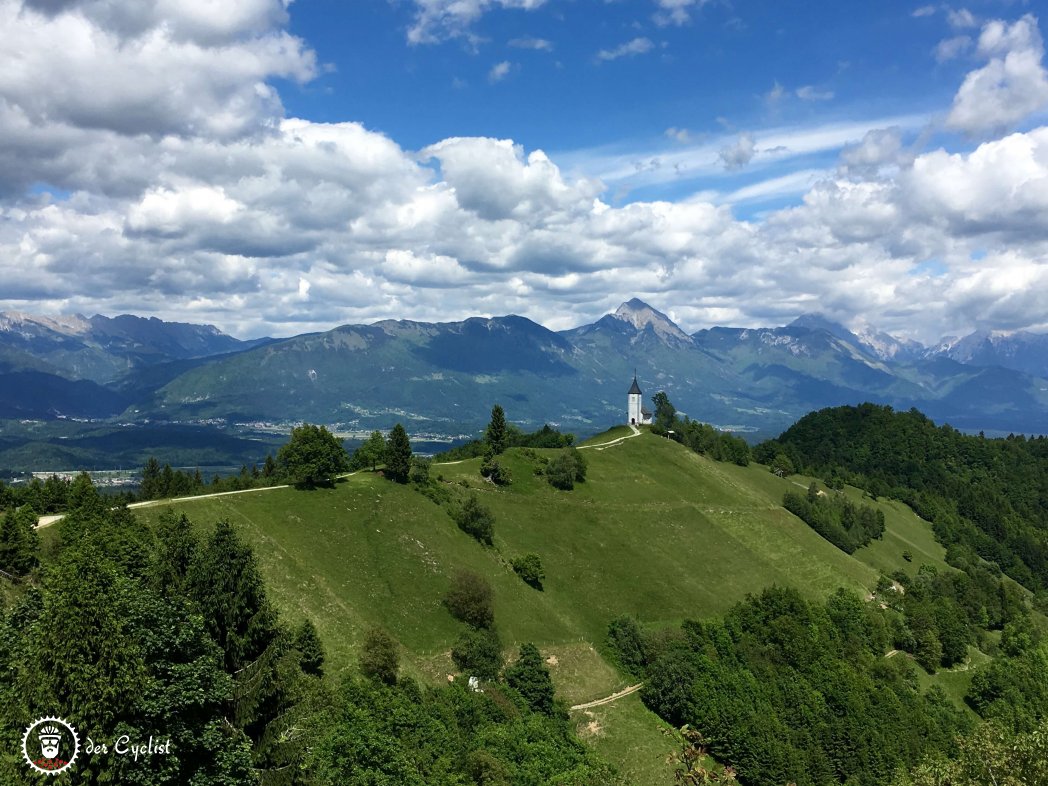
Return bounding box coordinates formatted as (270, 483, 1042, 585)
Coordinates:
(278, 423, 349, 488)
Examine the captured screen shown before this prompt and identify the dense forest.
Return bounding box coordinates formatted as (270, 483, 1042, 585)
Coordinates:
(757, 404, 1048, 593)
(613, 582, 1047, 786)
(0, 474, 616, 785)
(783, 483, 886, 554)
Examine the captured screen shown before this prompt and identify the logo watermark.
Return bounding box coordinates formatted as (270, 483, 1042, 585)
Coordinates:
(22, 716, 80, 775)
(21, 715, 174, 775)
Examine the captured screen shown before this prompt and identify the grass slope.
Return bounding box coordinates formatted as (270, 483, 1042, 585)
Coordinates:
(136, 428, 948, 785)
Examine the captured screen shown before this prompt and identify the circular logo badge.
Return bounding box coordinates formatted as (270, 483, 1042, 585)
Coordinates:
(22, 716, 80, 775)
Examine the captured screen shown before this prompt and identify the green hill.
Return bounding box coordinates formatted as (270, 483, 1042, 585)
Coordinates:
(135, 427, 949, 784)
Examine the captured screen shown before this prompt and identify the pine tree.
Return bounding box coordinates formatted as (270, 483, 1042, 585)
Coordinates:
(141, 456, 162, 500)
(262, 453, 278, 479)
(67, 471, 104, 517)
(505, 643, 555, 715)
(486, 404, 508, 454)
(385, 423, 412, 483)
(0, 506, 39, 575)
(187, 520, 277, 672)
(150, 510, 198, 596)
(295, 618, 325, 677)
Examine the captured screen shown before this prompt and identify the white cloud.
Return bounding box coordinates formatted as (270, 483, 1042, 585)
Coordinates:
(765, 81, 786, 103)
(2, 0, 1048, 344)
(948, 8, 978, 30)
(407, 0, 548, 45)
(508, 36, 552, 50)
(912, 5, 936, 18)
(935, 35, 972, 62)
(796, 85, 834, 101)
(0, 0, 316, 142)
(947, 14, 1048, 136)
(654, 0, 704, 26)
(596, 37, 653, 62)
(839, 127, 912, 176)
(719, 133, 757, 170)
(665, 127, 691, 143)
(488, 60, 513, 82)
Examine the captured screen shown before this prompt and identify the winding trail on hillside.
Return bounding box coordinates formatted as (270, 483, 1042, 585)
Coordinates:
(570, 682, 645, 710)
(35, 471, 361, 529)
(433, 424, 642, 466)
(577, 423, 642, 451)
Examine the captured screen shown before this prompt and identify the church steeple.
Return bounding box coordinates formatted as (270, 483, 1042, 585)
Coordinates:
(627, 371, 642, 395)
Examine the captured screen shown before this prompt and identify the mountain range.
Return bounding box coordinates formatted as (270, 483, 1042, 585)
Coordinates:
(1, 300, 1047, 470)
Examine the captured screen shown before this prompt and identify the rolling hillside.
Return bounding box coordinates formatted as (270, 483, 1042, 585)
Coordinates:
(135, 427, 950, 784)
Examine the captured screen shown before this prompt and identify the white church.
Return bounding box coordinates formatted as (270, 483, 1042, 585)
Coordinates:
(627, 373, 653, 426)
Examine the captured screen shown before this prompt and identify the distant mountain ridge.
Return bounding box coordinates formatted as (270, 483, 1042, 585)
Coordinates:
(3, 302, 1047, 439)
(0, 311, 269, 383)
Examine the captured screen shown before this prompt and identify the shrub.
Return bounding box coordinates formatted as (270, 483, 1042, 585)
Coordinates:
(360, 627, 399, 685)
(444, 570, 495, 629)
(607, 616, 648, 678)
(451, 627, 503, 680)
(546, 448, 586, 491)
(454, 494, 495, 546)
(511, 554, 544, 590)
(480, 450, 512, 486)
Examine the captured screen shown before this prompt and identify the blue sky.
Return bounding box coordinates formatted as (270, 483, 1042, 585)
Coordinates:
(0, 0, 1047, 342)
(281, 0, 985, 212)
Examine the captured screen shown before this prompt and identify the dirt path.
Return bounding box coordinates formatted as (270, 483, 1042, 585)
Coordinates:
(35, 514, 65, 529)
(570, 682, 644, 710)
(35, 471, 362, 529)
(125, 483, 292, 510)
(577, 424, 642, 451)
(433, 425, 641, 465)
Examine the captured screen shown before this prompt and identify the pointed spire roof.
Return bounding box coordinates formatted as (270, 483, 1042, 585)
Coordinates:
(628, 372, 642, 395)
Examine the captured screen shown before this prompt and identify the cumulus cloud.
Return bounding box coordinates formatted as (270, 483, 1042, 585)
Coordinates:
(0, 0, 316, 142)
(947, 14, 1048, 136)
(2, 0, 1048, 343)
(596, 37, 653, 62)
(719, 133, 757, 170)
(838, 127, 912, 177)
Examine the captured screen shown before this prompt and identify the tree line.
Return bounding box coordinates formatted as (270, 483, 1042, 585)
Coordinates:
(650, 392, 752, 466)
(783, 481, 886, 554)
(757, 403, 1048, 594)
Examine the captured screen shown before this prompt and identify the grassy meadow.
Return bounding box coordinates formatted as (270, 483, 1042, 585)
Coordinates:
(134, 427, 952, 784)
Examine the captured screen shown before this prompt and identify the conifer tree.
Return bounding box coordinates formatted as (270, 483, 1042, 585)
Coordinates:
(486, 404, 508, 454)
(385, 423, 412, 483)
(295, 618, 325, 677)
(0, 506, 39, 575)
(505, 643, 555, 715)
(141, 456, 162, 499)
(150, 510, 198, 596)
(187, 519, 277, 672)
